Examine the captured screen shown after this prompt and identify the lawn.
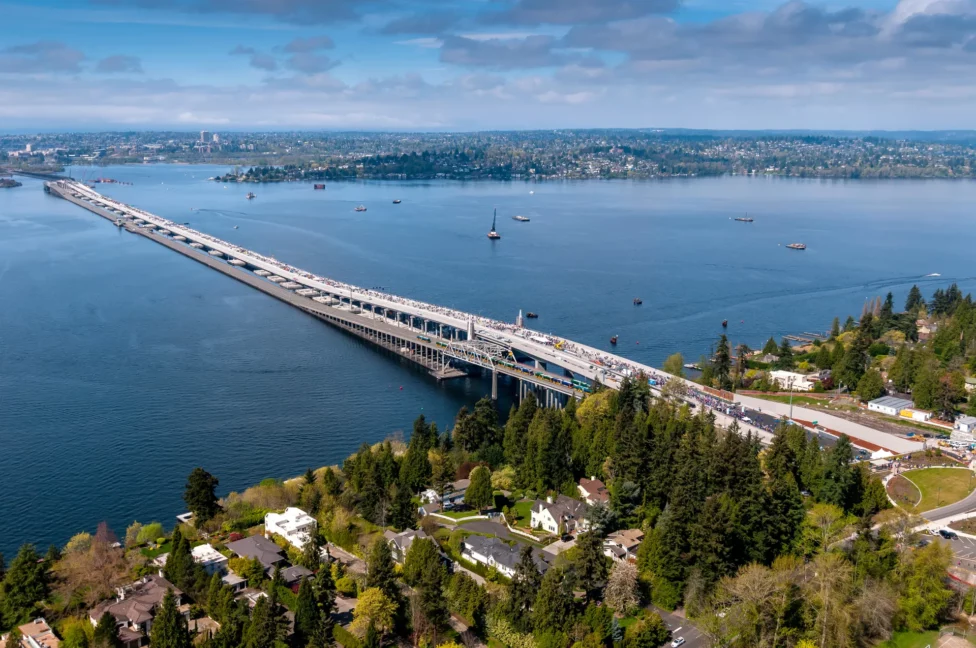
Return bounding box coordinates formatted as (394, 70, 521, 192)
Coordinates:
(880, 630, 939, 648)
(750, 394, 838, 407)
(510, 500, 533, 527)
(902, 467, 976, 513)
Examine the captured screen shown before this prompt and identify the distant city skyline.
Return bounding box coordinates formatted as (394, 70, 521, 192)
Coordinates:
(1, 0, 974, 130)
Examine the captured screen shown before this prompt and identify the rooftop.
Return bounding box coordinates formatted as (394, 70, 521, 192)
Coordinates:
(225, 535, 285, 569)
(869, 396, 914, 409)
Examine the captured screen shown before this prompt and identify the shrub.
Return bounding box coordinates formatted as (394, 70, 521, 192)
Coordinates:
(334, 625, 362, 648)
(335, 576, 358, 597)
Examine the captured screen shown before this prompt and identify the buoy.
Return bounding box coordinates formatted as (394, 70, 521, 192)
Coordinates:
(399, 386, 403, 390)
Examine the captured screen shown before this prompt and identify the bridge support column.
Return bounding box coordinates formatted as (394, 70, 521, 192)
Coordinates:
(491, 369, 498, 401)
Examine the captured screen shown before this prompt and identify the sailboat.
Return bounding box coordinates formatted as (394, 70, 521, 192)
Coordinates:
(487, 209, 501, 239)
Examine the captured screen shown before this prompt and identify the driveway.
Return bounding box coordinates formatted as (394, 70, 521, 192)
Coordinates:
(651, 606, 707, 648)
(459, 519, 523, 542)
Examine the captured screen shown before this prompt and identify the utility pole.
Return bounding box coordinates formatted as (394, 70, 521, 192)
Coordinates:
(788, 375, 796, 420)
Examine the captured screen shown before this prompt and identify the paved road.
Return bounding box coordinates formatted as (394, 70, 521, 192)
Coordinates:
(734, 394, 921, 454)
(926, 487, 976, 522)
(938, 535, 976, 572)
(651, 607, 706, 648)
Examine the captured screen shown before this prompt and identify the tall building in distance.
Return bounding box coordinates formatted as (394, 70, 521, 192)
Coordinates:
(212, 133, 220, 144)
(200, 130, 210, 143)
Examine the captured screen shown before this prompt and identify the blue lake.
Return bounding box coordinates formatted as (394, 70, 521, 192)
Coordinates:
(2, 165, 975, 554)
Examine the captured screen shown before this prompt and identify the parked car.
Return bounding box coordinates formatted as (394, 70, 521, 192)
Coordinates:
(671, 639, 686, 648)
(939, 529, 958, 540)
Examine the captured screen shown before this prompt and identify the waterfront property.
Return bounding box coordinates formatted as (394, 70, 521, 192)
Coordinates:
(421, 479, 470, 510)
(225, 535, 286, 570)
(0, 618, 60, 648)
(191, 543, 229, 575)
(89, 576, 187, 648)
(264, 507, 316, 549)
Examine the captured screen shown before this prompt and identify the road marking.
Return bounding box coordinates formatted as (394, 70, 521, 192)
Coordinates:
(674, 627, 682, 633)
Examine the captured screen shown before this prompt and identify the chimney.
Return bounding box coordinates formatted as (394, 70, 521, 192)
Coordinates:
(546, 495, 553, 504)
(590, 476, 596, 482)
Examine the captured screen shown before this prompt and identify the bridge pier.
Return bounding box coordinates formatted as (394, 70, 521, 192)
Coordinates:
(491, 369, 498, 401)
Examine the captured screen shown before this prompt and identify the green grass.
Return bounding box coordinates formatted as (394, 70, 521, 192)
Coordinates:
(880, 630, 939, 648)
(141, 542, 172, 558)
(749, 394, 836, 407)
(902, 467, 976, 513)
(510, 501, 533, 527)
(431, 508, 481, 520)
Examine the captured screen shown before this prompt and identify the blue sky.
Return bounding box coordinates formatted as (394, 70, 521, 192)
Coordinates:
(0, 0, 972, 130)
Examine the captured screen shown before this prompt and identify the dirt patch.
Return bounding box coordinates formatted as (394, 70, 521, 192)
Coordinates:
(887, 474, 922, 509)
(898, 451, 967, 469)
(949, 518, 976, 534)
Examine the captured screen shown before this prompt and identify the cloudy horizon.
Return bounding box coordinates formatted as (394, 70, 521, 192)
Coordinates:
(1, 0, 975, 131)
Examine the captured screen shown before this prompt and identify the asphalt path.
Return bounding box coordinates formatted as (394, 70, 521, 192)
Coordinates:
(651, 607, 706, 648)
(925, 487, 976, 522)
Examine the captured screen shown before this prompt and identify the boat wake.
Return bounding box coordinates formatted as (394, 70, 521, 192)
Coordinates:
(925, 273, 941, 277)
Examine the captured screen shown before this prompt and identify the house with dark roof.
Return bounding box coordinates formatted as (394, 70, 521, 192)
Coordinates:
(383, 528, 430, 563)
(577, 477, 609, 505)
(89, 576, 186, 648)
(530, 495, 590, 535)
(226, 535, 286, 570)
(460, 536, 549, 578)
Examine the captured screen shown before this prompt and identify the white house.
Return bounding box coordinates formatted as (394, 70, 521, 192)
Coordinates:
(421, 479, 470, 510)
(603, 529, 644, 562)
(264, 507, 317, 550)
(956, 415, 976, 435)
(868, 396, 914, 416)
(383, 528, 429, 563)
(769, 370, 816, 392)
(530, 495, 589, 536)
(191, 544, 229, 576)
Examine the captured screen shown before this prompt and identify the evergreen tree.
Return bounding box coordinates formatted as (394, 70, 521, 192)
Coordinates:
(762, 472, 805, 562)
(830, 317, 840, 339)
(0, 544, 49, 625)
(762, 337, 779, 355)
(400, 415, 434, 492)
(504, 546, 542, 632)
(533, 567, 574, 633)
(775, 338, 794, 370)
(294, 578, 319, 648)
(815, 344, 831, 370)
(183, 468, 220, 524)
(573, 531, 610, 601)
(365, 538, 398, 602)
(844, 315, 856, 332)
(403, 538, 441, 586)
(388, 481, 416, 532)
(321, 467, 341, 496)
(149, 590, 191, 648)
(856, 368, 885, 401)
(690, 494, 737, 586)
(503, 397, 537, 473)
(164, 527, 194, 590)
(880, 292, 894, 326)
(299, 532, 323, 571)
(714, 335, 732, 390)
(303, 468, 317, 486)
(905, 285, 924, 312)
(821, 436, 857, 512)
(243, 596, 283, 648)
(464, 466, 494, 511)
(93, 611, 123, 648)
(415, 549, 449, 635)
(362, 624, 379, 648)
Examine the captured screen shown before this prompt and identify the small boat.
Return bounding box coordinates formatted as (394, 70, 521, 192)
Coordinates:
(512, 214, 530, 222)
(487, 208, 501, 240)
(246, 192, 255, 199)
(355, 205, 367, 212)
(786, 243, 806, 250)
(233, 225, 239, 229)
(610, 335, 618, 345)
(393, 199, 402, 204)
(633, 298, 643, 305)
(722, 319, 728, 327)
(115, 218, 123, 228)
(734, 216, 754, 222)
(313, 184, 326, 190)
(526, 312, 538, 319)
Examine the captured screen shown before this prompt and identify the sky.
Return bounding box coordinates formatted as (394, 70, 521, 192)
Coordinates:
(0, 0, 974, 131)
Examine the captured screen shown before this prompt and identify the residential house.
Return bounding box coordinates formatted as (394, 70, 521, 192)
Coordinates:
(578, 477, 609, 506)
(460, 536, 549, 578)
(191, 544, 228, 576)
(226, 535, 286, 570)
(966, 377, 976, 394)
(603, 529, 644, 563)
(1, 618, 60, 648)
(279, 565, 314, 586)
(421, 479, 470, 510)
(530, 495, 589, 535)
(221, 573, 247, 593)
(957, 415, 976, 435)
(89, 576, 186, 648)
(383, 528, 430, 563)
(265, 507, 317, 550)
(769, 370, 816, 392)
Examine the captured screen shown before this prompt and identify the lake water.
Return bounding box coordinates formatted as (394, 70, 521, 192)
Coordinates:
(2, 165, 975, 554)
